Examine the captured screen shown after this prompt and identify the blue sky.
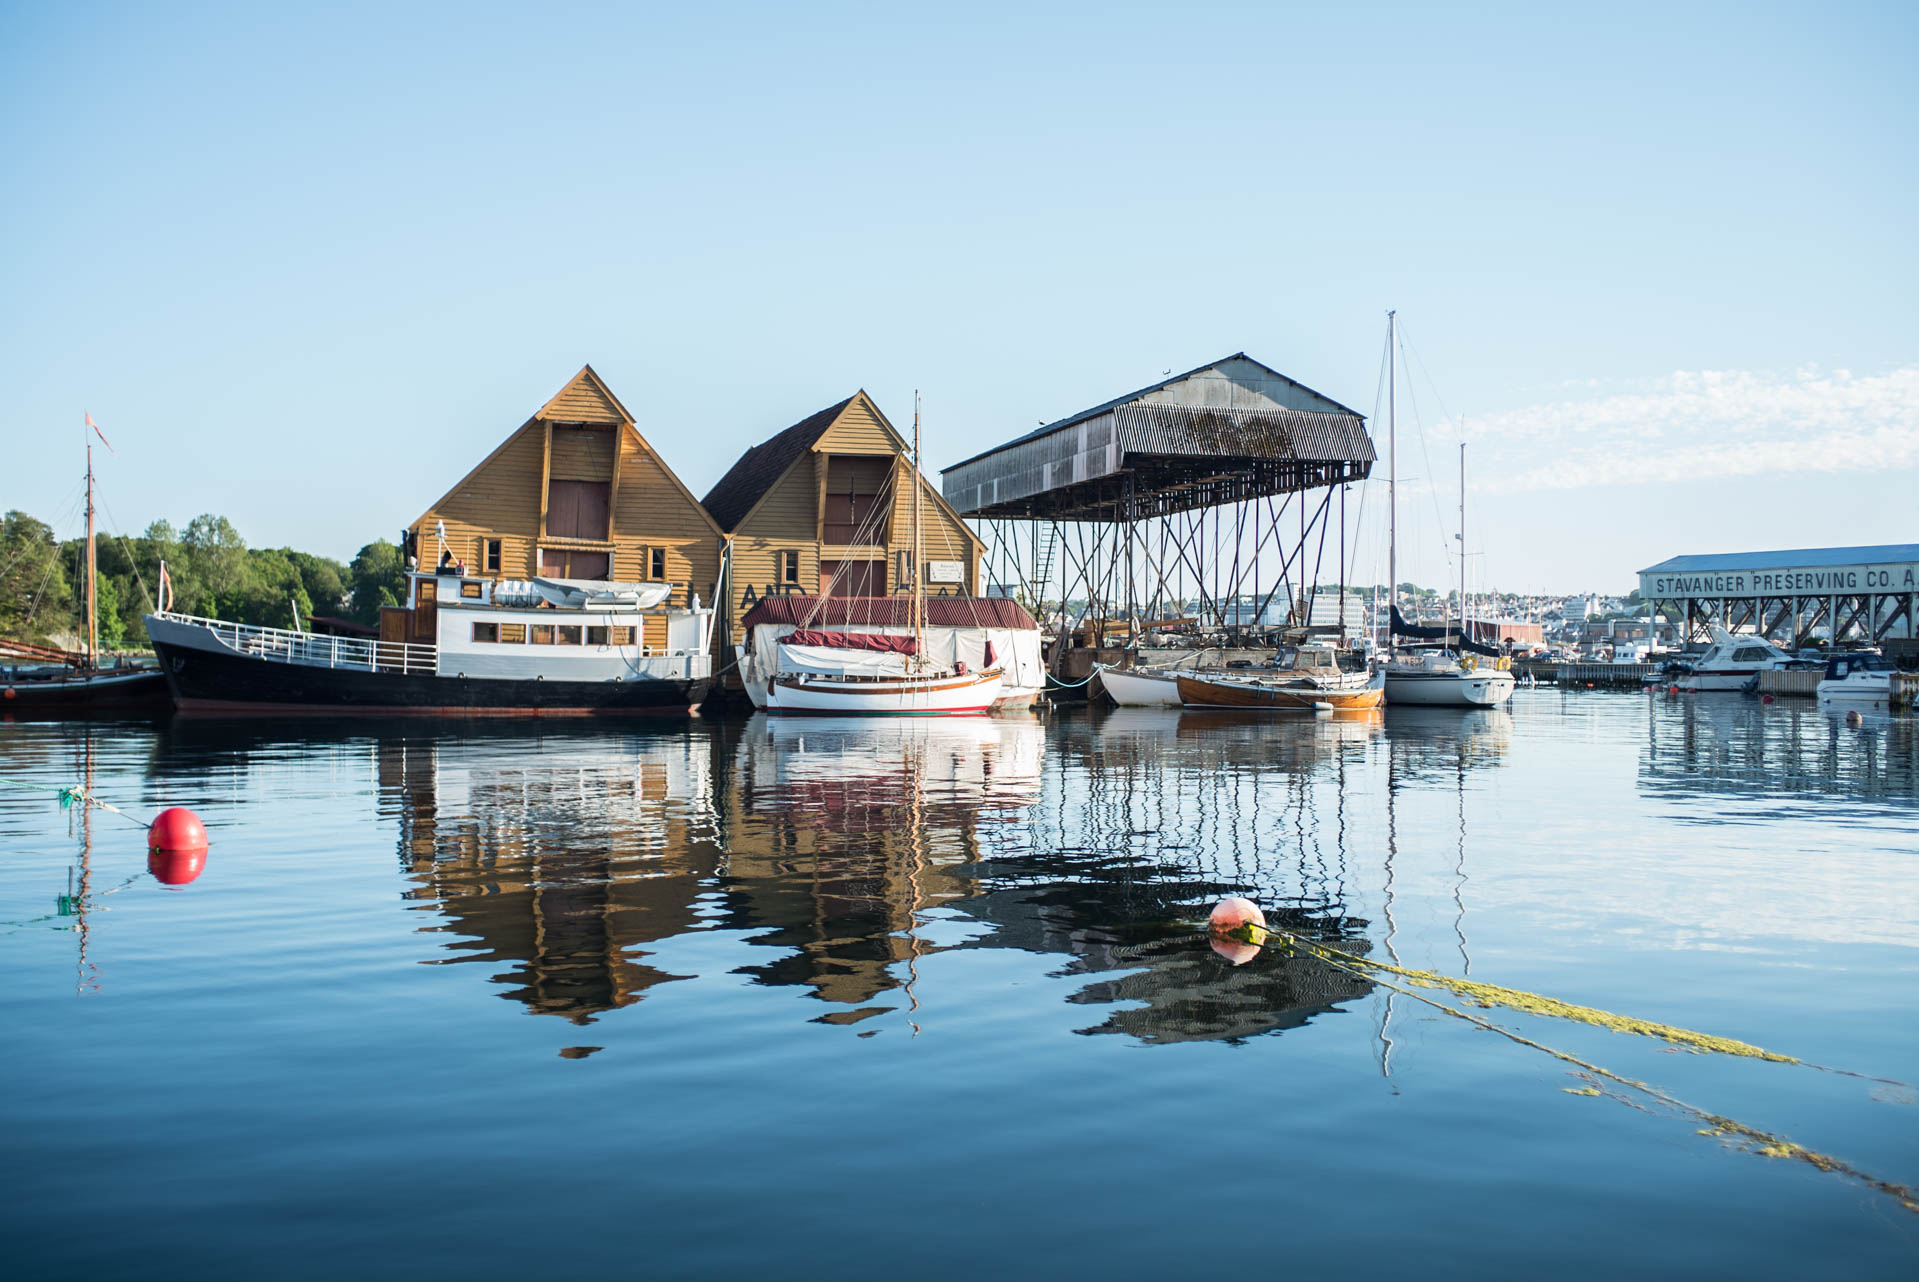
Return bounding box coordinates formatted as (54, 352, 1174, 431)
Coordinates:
(4, 1, 1914, 593)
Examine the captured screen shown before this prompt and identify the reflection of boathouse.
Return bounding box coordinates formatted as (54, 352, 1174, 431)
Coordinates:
(381, 731, 724, 1022)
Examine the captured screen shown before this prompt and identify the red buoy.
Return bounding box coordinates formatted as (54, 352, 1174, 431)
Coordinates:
(1762, 693, 1775, 704)
(148, 846, 207, 886)
(148, 807, 208, 854)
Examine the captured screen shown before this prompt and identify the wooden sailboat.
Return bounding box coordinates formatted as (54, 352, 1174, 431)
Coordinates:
(3, 420, 170, 717)
(764, 394, 1004, 715)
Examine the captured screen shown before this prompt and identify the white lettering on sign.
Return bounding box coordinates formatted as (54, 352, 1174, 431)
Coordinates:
(1638, 562, 1919, 598)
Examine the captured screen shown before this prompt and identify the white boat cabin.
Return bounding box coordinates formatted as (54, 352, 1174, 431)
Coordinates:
(406, 572, 711, 681)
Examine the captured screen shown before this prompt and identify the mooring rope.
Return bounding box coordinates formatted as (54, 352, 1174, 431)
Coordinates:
(1233, 922, 1919, 1216)
(0, 776, 153, 829)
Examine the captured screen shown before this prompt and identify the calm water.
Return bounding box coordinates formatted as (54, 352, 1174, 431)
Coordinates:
(3, 694, 1916, 1279)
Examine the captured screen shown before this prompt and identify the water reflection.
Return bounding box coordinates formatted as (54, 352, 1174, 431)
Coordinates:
(1642, 695, 1919, 807)
(372, 711, 1389, 1043)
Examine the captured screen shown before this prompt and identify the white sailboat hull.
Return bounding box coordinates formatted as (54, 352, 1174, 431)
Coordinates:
(1095, 665, 1183, 707)
(765, 667, 1005, 715)
(1384, 668, 1516, 707)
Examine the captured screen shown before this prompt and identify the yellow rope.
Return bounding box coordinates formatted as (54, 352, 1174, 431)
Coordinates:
(1234, 923, 1919, 1216)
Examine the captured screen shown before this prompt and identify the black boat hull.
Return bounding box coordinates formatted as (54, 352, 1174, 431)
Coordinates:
(0, 669, 173, 719)
(153, 641, 708, 716)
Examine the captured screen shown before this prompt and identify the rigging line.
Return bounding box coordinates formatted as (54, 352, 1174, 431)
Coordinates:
(0, 481, 86, 584)
(100, 501, 156, 612)
(1395, 327, 1457, 586)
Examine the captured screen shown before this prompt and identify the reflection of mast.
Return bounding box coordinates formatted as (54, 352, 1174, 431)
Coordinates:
(74, 733, 98, 996)
(1376, 744, 1400, 1083)
(1453, 732, 1472, 976)
(902, 736, 927, 1036)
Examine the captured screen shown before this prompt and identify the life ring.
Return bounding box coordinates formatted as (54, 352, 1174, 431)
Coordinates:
(1459, 654, 1477, 671)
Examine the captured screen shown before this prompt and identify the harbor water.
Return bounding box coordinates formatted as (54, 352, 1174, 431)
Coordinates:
(2, 693, 1916, 1278)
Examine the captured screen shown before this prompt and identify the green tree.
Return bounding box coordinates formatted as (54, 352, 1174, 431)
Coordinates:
(183, 514, 248, 616)
(0, 510, 73, 643)
(287, 550, 348, 619)
(347, 540, 406, 625)
(94, 573, 127, 649)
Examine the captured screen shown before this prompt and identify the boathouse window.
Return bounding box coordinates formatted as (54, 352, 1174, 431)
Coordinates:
(780, 549, 800, 584)
(547, 480, 611, 541)
(556, 625, 583, 645)
(484, 539, 502, 573)
(531, 624, 556, 645)
(499, 623, 526, 643)
(472, 622, 499, 643)
(460, 582, 483, 599)
(610, 626, 635, 645)
(649, 547, 667, 580)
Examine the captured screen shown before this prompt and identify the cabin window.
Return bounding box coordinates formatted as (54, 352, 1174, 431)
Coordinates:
(1733, 646, 1772, 662)
(610, 626, 636, 646)
(531, 624, 556, 645)
(556, 625, 583, 645)
(781, 549, 800, 583)
(472, 622, 499, 643)
(650, 547, 667, 580)
(484, 539, 502, 573)
(460, 582, 483, 599)
(499, 623, 526, 643)
(587, 625, 608, 646)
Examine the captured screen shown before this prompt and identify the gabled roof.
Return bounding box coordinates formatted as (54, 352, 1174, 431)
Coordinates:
(538, 364, 631, 424)
(944, 352, 1364, 472)
(700, 396, 855, 532)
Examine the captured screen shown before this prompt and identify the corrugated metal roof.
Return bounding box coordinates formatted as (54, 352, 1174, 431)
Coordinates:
(1640, 544, 1919, 574)
(1113, 404, 1375, 464)
(942, 352, 1364, 472)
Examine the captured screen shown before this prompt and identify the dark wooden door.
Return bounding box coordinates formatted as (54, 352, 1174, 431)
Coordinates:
(413, 579, 437, 643)
(820, 559, 884, 597)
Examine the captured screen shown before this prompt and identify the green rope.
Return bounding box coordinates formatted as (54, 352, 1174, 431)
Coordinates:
(0, 776, 151, 828)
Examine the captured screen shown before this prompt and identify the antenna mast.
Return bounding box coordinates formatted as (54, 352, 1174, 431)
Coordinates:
(85, 437, 98, 668)
(912, 391, 924, 666)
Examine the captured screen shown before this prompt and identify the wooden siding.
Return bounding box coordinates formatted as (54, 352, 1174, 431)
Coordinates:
(816, 397, 898, 454)
(549, 426, 616, 480)
(411, 371, 723, 614)
(539, 370, 626, 424)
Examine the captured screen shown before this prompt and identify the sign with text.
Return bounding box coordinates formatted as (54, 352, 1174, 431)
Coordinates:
(1640, 560, 1919, 599)
(925, 560, 965, 584)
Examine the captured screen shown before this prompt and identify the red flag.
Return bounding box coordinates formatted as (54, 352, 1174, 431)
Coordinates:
(85, 412, 116, 454)
(158, 562, 173, 613)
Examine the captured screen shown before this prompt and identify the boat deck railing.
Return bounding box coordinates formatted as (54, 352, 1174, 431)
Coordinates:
(158, 612, 438, 675)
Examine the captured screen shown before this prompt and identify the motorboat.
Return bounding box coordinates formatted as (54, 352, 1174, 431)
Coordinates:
(1815, 652, 1896, 707)
(1383, 648, 1516, 707)
(1672, 626, 1797, 692)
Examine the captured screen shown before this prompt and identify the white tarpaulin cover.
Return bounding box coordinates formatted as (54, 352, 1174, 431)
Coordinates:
(745, 621, 1045, 704)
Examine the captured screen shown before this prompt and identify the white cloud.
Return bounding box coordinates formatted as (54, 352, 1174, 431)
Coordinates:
(1460, 365, 1919, 493)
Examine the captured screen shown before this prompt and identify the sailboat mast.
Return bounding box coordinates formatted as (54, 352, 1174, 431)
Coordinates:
(1459, 442, 1467, 648)
(912, 391, 924, 662)
(1386, 310, 1396, 653)
(85, 439, 97, 668)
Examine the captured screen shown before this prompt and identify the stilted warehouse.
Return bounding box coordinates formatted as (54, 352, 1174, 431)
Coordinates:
(941, 354, 1374, 666)
(1639, 544, 1918, 645)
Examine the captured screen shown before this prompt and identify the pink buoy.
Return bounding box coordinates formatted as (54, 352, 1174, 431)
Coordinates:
(1761, 694, 1775, 704)
(148, 807, 208, 854)
(1209, 895, 1266, 937)
(1210, 935, 1262, 966)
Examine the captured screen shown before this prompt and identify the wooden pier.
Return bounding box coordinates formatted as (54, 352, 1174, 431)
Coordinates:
(1555, 662, 1658, 687)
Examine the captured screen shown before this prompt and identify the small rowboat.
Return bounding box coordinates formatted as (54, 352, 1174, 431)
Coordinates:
(1176, 669, 1385, 711)
(768, 665, 1005, 715)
